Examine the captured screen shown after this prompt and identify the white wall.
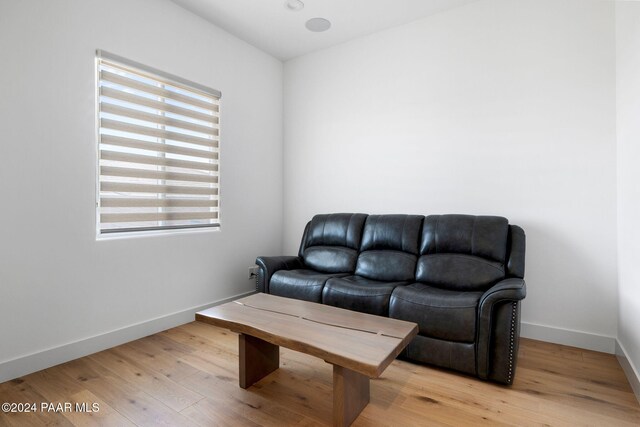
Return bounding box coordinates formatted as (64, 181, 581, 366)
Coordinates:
(0, 0, 283, 380)
(616, 1, 640, 390)
(283, 0, 618, 349)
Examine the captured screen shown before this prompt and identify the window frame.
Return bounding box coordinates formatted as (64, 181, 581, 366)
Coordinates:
(95, 50, 221, 237)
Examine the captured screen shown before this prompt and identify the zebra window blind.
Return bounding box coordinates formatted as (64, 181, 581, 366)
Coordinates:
(96, 50, 220, 234)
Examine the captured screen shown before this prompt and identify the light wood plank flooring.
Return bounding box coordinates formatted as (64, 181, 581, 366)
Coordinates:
(1, 322, 639, 426)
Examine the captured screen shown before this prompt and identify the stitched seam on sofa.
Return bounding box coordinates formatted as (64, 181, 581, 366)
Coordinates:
(401, 215, 408, 253)
(321, 215, 327, 244)
(364, 250, 416, 260)
(275, 271, 324, 278)
(307, 246, 355, 255)
(435, 215, 440, 254)
(359, 215, 366, 244)
(391, 294, 477, 308)
(373, 216, 379, 250)
(363, 216, 372, 251)
(328, 288, 392, 297)
(471, 216, 477, 257)
(344, 214, 349, 248)
(281, 282, 324, 287)
(425, 253, 505, 272)
(275, 270, 332, 278)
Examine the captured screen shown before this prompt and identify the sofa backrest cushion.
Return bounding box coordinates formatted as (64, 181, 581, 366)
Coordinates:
(416, 215, 509, 291)
(420, 215, 509, 261)
(415, 254, 505, 290)
(300, 213, 367, 273)
(355, 214, 423, 281)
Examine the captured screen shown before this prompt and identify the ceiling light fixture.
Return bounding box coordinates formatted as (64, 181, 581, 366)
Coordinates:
(306, 17, 331, 32)
(284, 0, 304, 12)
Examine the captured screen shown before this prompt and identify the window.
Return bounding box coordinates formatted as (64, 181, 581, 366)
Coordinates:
(96, 50, 220, 235)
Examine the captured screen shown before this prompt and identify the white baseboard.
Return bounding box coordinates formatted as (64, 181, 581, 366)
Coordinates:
(616, 340, 640, 404)
(0, 290, 256, 384)
(520, 322, 616, 354)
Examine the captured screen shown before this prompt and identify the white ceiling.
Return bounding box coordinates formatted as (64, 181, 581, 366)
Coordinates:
(171, 0, 479, 61)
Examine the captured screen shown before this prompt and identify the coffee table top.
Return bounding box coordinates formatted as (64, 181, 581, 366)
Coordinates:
(196, 293, 418, 378)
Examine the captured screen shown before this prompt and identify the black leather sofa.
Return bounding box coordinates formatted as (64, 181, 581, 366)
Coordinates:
(256, 213, 526, 384)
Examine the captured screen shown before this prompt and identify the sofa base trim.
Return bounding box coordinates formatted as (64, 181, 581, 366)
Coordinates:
(616, 340, 640, 404)
(0, 290, 256, 383)
(520, 322, 616, 354)
(507, 301, 517, 384)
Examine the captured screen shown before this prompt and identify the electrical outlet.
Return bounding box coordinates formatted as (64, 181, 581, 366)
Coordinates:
(248, 265, 259, 280)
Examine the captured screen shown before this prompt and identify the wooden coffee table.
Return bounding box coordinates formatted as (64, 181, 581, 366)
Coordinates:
(196, 293, 418, 426)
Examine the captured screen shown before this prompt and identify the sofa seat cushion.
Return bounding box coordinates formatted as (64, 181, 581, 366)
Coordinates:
(389, 283, 483, 343)
(270, 269, 347, 303)
(322, 275, 407, 316)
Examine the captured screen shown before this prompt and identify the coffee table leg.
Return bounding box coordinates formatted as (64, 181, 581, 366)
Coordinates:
(333, 365, 370, 427)
(238, 334, 279, 389)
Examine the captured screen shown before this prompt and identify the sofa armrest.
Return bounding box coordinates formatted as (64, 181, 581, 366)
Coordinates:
(476, 278, 526, 382)
(255, 256, 304, 293)
(479, 278, 526, 311)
